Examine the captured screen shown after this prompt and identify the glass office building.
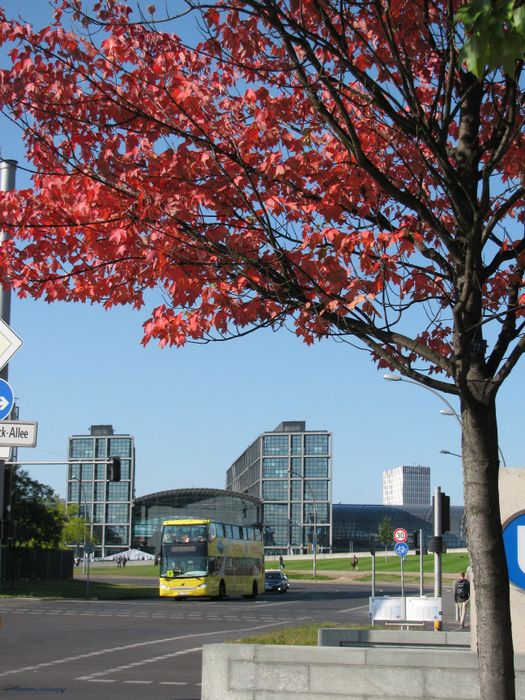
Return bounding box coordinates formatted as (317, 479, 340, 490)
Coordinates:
(383, 465, 431, 505)
(225, 421, 332, 554)
(332, 503, 466, 552)
(66, 425, 135, 558)
(131, 488, 263, 553)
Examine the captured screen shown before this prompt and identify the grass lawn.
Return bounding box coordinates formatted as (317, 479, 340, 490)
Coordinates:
(234, 622, 373, 646)
(275, 552, 470, 577)
(0, 578, 158, 599)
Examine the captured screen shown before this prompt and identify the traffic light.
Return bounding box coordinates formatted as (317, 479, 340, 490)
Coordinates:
(109, 456, 121, 482)
(428, 535, 443, 554)
(433, 492, 451, 533)
(369, 534, 376, 555)
(411, 530, 419, 549)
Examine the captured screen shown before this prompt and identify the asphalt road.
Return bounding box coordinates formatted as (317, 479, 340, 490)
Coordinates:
(0, 580, 461, 700)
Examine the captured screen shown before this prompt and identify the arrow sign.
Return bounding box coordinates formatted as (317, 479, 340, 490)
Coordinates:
(0, 379, 14, 420)
(0, 319, 22, 371)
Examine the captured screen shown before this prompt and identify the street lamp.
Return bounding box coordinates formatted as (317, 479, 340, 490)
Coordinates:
(383, 373, 507, 467)
(289, 468, 318, 578)
(439, 449, 461, 458)
(72, 476, 90, 598)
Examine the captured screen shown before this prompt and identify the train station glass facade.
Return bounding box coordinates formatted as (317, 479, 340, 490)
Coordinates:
(131, 488, 263, 553)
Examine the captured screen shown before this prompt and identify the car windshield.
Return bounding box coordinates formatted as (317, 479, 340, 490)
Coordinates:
(265, 572, 282, 580)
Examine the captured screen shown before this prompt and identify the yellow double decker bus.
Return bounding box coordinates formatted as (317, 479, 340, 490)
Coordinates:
(159, 518, 264, 599)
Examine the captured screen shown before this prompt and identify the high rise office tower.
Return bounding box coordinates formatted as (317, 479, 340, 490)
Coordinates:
(66, 424, 135, 557)
(226, 421, 332, 554)
(382, 465, 431, 505)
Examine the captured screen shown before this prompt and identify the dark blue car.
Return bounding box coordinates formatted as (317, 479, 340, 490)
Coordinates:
(264, 569, 290, 593)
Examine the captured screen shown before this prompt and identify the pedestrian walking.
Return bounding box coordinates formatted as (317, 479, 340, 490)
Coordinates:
(279, 554, 285, 569)
(351, 554, 359, 571)
(454, 571, 471, 628)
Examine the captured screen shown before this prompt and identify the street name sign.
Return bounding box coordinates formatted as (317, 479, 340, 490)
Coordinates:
(0, 378, 14, 420)
(0, 421, 38, 447)
(0, 319, 22, 371)
(503, 511, 525, 591)
(393, 527, 408, 543)
(394, 542, 409, 557)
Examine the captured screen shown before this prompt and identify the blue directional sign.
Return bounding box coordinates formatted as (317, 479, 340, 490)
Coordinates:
(0, 379, 14, 421)
(503, 512, 525, 590)
(394, 542, 409, 557)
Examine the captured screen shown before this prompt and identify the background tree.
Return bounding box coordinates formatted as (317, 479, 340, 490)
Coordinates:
(60, 504, 97, 555)
(377, 517, 393, 562)
(11, 470, 65, 548)
(0, 1, 523, 696)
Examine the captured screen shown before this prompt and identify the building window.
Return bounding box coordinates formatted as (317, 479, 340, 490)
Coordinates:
(264, 503, 288, 521)
(93, 503, 104, 523)
(305, 480, 328, 500)
(304, 457, 329, 477)
(94, 482, 106, 501)
(262, 480, 288, 500)
(95, 464, 106, 480)
(262, 435, 288, 456)
(105, 525, 129, 545)
(107, 483, 130, 501)
(95, 439, 107, 458)
(109, 438, 132, 458)
(81, 464, 93, 480)
(70, 439, 94, 459)
(262, 458, 289, 478)
(304, 434, 329, 455)
(290, 480, 302, 501)
(291, 435, 302, 455)
(304, 503, 329, 523)
(106, 503, 130, 523)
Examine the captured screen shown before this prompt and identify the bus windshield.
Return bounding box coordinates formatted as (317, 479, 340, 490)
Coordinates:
(160, 523, 209, 578)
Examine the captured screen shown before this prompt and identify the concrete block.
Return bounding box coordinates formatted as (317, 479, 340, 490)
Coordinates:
(363, 648, 479, 670)
(310, 663, 425, 697)
(424, 667, 480, 699)
(256, 644, 365, 666)
(201, 644, 254, 700)
(231, 660, 309, 693)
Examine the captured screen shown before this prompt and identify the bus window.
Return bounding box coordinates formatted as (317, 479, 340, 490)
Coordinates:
(231, 525, 241, 539)
(215, 523, 225, 538)
(224, 524, 233, 538)
(208, 523, 217, 540)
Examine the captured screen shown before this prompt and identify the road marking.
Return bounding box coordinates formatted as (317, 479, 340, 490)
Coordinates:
(0, 620, 294, 680)
(159, 681, 188, 686)
(77, 647, 203, 680)
(338, 603, 371, 613)
(87, 679, 115, 683)
(124, 680, 153, 684)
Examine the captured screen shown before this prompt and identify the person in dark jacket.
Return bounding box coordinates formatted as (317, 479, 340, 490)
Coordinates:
(453, 571, 470, 628)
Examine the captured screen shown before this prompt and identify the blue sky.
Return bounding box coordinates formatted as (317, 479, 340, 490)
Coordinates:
(0, 1, 522, 508)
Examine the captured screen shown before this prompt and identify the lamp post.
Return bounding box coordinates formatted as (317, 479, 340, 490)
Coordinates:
(73, 476, 90, 598)
(289, 468, 317, 578)
(383, 373, 507, 467)
(439, 449, 462, 458)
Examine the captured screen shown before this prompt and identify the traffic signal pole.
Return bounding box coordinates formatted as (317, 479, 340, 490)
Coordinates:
(434, 486, 442, 597)
(419, 528, 424, 597)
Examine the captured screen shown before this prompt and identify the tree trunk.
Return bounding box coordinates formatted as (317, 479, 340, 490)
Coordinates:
(462, 397, 515, 699)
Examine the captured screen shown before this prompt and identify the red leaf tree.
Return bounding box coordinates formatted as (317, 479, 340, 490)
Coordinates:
(0, 2, 523, 696)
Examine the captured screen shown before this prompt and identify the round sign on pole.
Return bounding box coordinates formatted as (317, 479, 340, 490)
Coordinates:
(394, 542, 409, 557)
(503, 512, 525, 590)
(393, 527, 408, 543)
(0, 378, 14, 421)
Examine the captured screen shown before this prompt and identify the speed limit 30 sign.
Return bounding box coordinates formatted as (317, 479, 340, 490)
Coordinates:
(393, 527, 408, 543)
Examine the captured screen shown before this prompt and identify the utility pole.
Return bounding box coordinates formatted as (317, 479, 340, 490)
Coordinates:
(0, 160, 16, 555)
